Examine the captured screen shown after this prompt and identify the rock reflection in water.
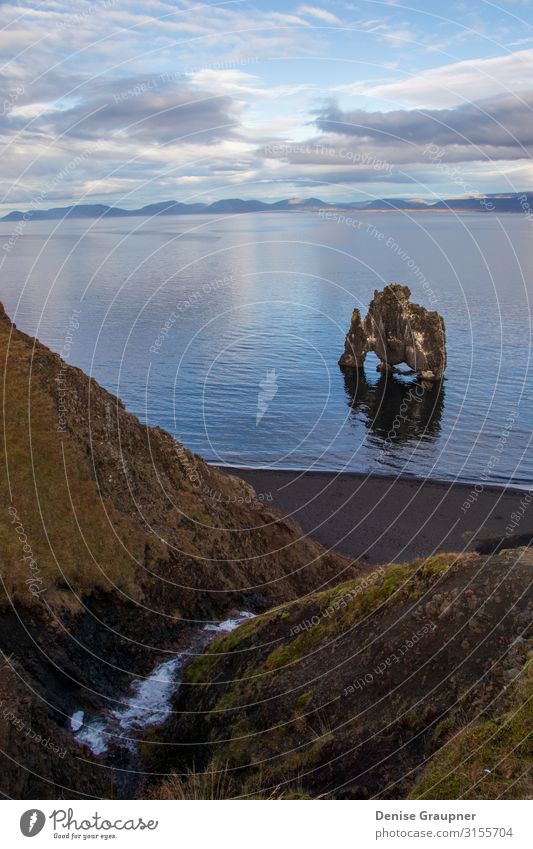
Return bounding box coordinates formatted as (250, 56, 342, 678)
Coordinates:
(341, 366, 444, 453)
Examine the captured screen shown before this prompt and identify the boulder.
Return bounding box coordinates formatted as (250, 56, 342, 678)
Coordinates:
(339, 284, 446, 381)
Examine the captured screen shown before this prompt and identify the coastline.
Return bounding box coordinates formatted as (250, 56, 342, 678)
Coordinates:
(217, 466, 533, 565)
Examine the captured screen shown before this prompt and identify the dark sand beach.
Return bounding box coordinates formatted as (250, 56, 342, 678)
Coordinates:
(220, 467, 533, 564)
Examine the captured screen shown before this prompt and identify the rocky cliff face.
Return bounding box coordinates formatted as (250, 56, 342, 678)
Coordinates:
(146, 549, 532, 800)
(0, 301, 359, 798)
(0, 655, 115, 799)
(0, 300, 356, 617)
(339, 284, 446, 382)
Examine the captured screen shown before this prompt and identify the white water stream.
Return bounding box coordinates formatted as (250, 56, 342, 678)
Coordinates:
(70, 612, 254, 757)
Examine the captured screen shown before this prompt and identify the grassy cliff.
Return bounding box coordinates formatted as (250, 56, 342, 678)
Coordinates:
(409, 659, 532, 800)
(0, 302, 359, 797)
(146, 549, 532, 799)
(0, 301, 358, 615)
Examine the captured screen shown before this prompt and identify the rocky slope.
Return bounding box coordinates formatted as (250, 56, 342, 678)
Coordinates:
(0, 301, 359, 797)
(144, 549, 532, 799)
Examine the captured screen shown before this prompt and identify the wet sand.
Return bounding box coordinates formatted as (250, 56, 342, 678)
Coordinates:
(219, 467, 532, 564)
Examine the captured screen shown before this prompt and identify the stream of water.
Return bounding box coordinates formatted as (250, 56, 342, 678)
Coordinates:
(70, 611, 254, 759)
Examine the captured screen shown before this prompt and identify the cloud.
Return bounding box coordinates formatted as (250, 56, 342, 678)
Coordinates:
(0, 68, 257, 206)
(6, 75, 244, 145)
(3, 0, 533, 206)
(363, 48, 533, 107)
(185, 69, 265, 96)
(298, 6, 342, 25)
(313, 91, 533, 161)
(0, 0, 326, 207)
(254, 85, 533, 193)
(185, 68, 310, 100)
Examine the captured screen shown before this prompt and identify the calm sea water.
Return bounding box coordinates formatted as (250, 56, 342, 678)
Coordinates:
(2, 211, 532, 487)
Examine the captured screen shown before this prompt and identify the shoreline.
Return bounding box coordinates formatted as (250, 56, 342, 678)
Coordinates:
(217, 466, 533, 565)
(215, 464, 532, 496)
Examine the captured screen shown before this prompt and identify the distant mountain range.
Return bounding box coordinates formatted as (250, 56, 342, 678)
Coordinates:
(2, 193, 532, 221)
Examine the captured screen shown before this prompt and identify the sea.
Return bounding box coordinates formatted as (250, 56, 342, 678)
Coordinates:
(2, 210, 532, 488)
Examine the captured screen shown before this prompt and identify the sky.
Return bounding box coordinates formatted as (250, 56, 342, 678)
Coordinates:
(2, 0, 533, 211)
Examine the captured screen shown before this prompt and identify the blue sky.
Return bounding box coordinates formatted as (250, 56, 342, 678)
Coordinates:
(2, 0, 533, 210)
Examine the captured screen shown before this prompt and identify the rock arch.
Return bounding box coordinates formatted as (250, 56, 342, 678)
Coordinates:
(339, 284, 446, 382)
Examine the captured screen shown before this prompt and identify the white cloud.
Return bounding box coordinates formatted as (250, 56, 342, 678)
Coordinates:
(385, 28, 415, 46)
(267, 12, 310, 27)
(185, 69, 263, 96)
(185, 69, 309, 101)
(298, 6, 341, 25)
(364, 48, 533, 108)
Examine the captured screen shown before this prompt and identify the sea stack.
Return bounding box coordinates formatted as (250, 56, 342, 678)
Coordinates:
(339, 284, 446, 382)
